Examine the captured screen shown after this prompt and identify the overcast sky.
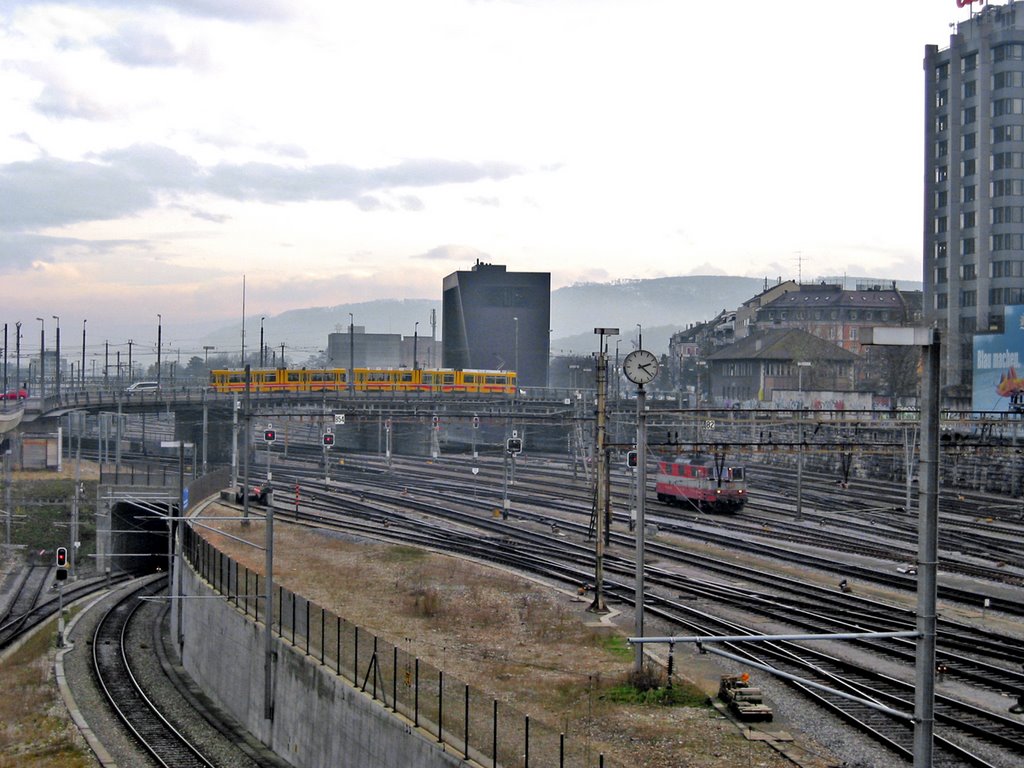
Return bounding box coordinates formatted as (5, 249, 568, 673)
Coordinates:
(0, 0, 972, 352)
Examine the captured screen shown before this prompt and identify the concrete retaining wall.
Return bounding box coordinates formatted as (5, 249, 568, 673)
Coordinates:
(176, 562, 464, 768)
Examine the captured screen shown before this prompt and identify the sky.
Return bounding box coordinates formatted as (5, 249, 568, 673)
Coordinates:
(0, 0, 976, 355)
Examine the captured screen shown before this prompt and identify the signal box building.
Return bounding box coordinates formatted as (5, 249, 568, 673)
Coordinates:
(442, 261, 551, 387)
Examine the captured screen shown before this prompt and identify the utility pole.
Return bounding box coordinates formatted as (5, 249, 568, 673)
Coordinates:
(590, 327, 618, 614)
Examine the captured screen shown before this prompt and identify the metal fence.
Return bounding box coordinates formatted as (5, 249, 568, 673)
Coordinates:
(183, 526, 614, 767)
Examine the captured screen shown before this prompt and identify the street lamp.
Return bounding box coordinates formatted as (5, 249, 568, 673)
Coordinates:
(15, 321, 21, 395)
(260, 317, 265, 367)
(127, 339, 133, 383)
(413, 321, 419, 371)
(52, 315, 60, 396)
(348, 313, 354, 394)
(795, 361, 812, 522)
(156, 314, 162, 387)
(203, 345, 215, 366)
(81, 319, 86, 389)
(513, 316, 519, 376)
(35, 317, 44, 398)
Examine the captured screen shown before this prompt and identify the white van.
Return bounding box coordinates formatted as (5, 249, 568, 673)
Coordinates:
(124, 381, 160, 394)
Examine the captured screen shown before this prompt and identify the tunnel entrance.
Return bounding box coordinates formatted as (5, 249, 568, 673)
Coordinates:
(109, 497, 176, 577)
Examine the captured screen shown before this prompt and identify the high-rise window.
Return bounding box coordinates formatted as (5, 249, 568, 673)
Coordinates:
(963, 52, 978, 72)
(961, 263, 977, 280)
(963, 106, 977, 124)
(962, 133, 977, 150)
(962, 211, 976, 228)
(962, 238, 976, 255)
(993, 71, 1024, 88)
(964, 80, 977, 98)
(960, 290, 978, 308)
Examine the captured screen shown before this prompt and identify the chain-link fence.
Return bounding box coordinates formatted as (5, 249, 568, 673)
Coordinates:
(184, 526, 614, 767)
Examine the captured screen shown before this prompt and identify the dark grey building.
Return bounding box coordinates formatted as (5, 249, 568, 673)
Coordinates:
(442, 261, 550, 387)
(925, 1, 1024, 402)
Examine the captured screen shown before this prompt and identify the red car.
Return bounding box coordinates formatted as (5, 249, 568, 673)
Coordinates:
(3, 389, 27, 400)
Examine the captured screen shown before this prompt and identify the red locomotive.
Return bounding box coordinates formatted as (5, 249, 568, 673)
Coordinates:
(655, 454, 746, 513)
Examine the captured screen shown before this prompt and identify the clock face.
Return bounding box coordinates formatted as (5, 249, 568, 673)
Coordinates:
(623, 349, 659, 384)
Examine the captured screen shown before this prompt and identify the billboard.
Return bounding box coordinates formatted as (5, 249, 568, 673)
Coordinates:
(972, 305, 1024, 412)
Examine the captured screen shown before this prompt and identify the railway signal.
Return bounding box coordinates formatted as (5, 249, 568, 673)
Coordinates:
(506, 436, 523, 455)
(472, 415, 480, 429)
(322, 432, 335, 447)
(432, 415, 439, 429)
(626, 450, 638, 468)
(263, 428, 276, 443)
(55, 547, 68, 580)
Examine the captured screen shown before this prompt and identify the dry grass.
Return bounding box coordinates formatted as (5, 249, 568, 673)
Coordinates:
(0, 622, 94, 768)
(199, 505, 801, 767)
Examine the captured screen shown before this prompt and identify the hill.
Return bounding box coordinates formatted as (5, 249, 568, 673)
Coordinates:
(197, 275, 922, 363)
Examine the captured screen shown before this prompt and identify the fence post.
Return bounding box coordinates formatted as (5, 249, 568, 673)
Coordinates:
(525, 715, 529, 768)
(254, 573, 259, 623)
(392, 646, 398, 710)
(336, 616, 341, 676)
(560, 733, 564, 768)
(321, 608, 326, 665)
(492, 699, 498, 768)
(414, 658, 419, 728)
(355, 625, 359, 681)
(438, 670, 444, 743)
(305, 600, 310, 655)
(464, 684, 470, 758)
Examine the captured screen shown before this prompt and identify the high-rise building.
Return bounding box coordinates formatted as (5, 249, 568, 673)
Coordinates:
(442, 261, 551, 387)
(925, 1, 1024, 402)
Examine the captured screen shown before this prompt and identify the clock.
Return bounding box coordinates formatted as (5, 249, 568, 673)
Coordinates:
(623, 349, 659, 385)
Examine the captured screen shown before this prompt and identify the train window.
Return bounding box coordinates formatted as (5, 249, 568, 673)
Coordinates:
(338, 371, 347, 382)
(368, 371, 389, 382)
(401, 372, 413, 382)
(485, 375, 504, 385)
(422, 373, 434, 384)
(465, 374, 476, 384)
(264, 373, 277, 383)
(730, 468, 744, 481)
(443, 374, 455, 385)
(228, 373, 245, 384)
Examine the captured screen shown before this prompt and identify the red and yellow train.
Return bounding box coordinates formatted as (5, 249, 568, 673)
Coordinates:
(209, 367, 517, 395)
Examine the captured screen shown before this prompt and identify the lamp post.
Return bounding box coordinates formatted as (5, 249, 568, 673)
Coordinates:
(413, 321, 419, 371)
(127, 340, 133, 383)
(156, 314, 162, 387)
(81, 319, 86, 389)
(52, 315, 60, 396)
(203, 345, 215, 366)
(862, 326, 940, 768)
(15, 322, 21, 395)
(795, 361, 812, 521)
(35, 317, 44, 399)
(513, 316, 519, 376)
(260, 317, 265, 368)
(348, 313, 354, 394)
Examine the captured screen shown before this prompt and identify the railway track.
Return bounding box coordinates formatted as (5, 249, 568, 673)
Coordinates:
(92, 576, 218, 768)
(214, 460, 1024, 766)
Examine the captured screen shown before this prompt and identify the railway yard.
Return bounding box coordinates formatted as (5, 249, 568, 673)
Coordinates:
(2, 416, 1024, 767)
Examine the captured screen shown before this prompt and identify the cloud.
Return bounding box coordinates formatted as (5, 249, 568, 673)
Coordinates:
(10, 0, 294, 22)
(97, 22, 209, 68)
(412, 245, 490, 262)
(0, 146, 528, 231)
(34, 82, 112, 120)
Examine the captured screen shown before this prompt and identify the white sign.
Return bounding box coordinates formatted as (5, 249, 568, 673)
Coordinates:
(335, 414, 346, 425)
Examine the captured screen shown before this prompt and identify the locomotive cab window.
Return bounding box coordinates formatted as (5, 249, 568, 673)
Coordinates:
(730, 468, 745, 481)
